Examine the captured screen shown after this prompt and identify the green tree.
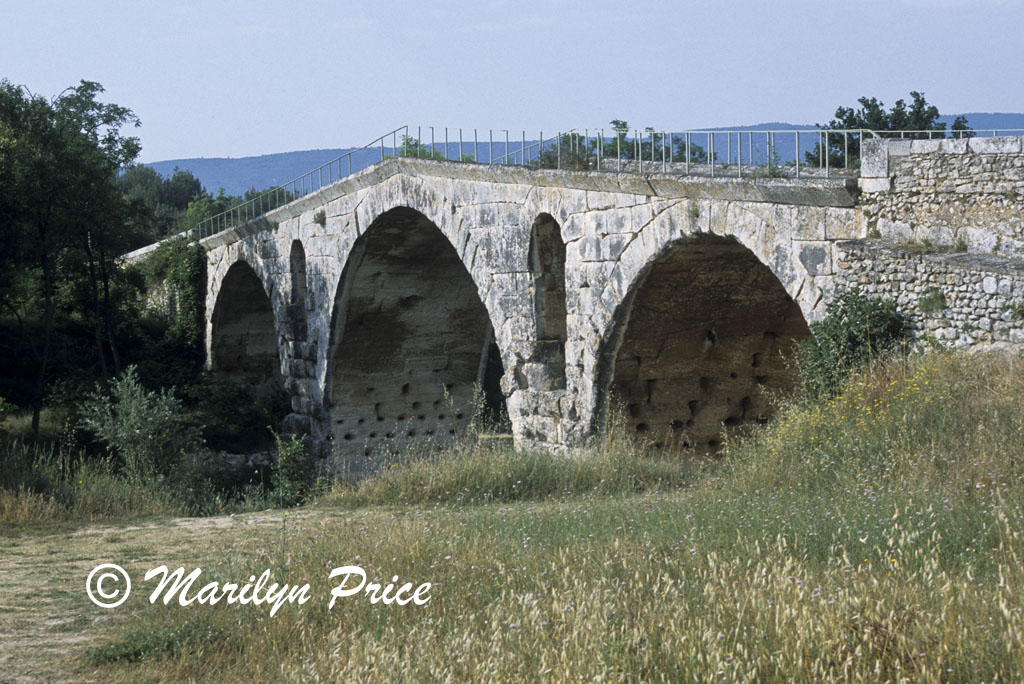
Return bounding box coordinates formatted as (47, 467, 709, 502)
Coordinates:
(533, 131, 593, 170)
(0, 79, 141, 437)
(119, 165, 204, 241)
(807, 91, 974, 168)
(397, 134, 447, 160)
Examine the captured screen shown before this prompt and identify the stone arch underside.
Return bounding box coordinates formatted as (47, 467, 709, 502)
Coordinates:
(210, 260, 285, 390)
(288, 239, 309, 341)
(327, 207, 506, 462)
(605, 234, 810, 452)
(528, 214, 567, 389)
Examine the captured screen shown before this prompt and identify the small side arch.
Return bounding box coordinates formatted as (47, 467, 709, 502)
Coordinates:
(209, 260, 285, 390)
(288, 239, 308, 341)
(528, 213, 568, 389)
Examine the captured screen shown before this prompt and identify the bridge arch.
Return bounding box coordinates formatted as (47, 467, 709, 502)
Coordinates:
(527, 213, 567, 388)
(288, 239, 309, 341)
(325, 206, 508, 463)
(594, 233, 810, 452)
(209, 259, 285, 390)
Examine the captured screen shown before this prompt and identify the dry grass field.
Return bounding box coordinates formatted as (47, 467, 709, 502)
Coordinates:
(2, 351, 1024, 682)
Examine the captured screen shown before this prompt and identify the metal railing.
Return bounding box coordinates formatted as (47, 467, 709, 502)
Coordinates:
(184, 125, 1024, 245)
(193, 126, 411, 240)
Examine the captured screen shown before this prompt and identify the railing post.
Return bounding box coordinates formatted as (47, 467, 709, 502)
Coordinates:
(795, 131, 800, 179)
(737, 132, 742, 178)
(710, 132, 714, 177)
(638, 130, 642, 174)
(825, 131, 830, 178)
(685, 132, 690, 175)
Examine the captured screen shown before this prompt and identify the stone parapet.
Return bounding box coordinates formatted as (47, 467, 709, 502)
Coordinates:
(860, 136, 1024, 257)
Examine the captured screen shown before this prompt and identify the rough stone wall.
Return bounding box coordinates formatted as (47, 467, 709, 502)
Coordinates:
(199, 159, 863, 458)
(860, 137, 1024, 257)
(836, 239, 1024, 350)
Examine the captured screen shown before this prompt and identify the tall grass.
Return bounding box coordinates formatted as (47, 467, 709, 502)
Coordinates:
(86, 351, 1024, 682)
(0, 441, 180, 527)
(327, 423, 699, 507)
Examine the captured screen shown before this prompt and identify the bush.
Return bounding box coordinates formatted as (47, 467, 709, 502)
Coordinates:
(797, 289, 905, 399)
(271, 432, 315, 507)
(79, 366, 203, 487)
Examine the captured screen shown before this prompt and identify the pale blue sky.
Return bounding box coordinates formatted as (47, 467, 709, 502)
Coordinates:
(2, 0, 1020, 162)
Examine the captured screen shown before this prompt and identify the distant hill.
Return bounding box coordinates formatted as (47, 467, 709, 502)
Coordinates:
(145, 114, 1024, 196)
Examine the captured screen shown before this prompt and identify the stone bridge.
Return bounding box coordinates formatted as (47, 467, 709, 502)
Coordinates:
(177, 137, 1024, 464)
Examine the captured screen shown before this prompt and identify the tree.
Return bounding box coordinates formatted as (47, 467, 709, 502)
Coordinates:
(0, 79, 140, 437)
(119, 165, 204, 242)
(397, 134, 447, 160)
(533, 131, 593, 170)
(806, 91, 974, 167)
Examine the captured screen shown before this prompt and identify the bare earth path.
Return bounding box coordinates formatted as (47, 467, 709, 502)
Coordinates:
(0, 510, 325, 683)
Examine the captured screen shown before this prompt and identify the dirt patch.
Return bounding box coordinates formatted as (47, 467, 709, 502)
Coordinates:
(0, 509, 324, 683)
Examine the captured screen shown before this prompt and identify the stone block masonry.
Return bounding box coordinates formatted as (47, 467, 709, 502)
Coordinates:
(836, 239, 1024, 350)
(860, 137, 1024, 257)
(139, 136, 1024, 463)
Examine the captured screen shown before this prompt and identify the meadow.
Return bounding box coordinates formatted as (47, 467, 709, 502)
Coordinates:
(2, 349, 1022, 682)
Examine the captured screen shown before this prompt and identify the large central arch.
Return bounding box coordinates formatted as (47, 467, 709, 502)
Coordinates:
(600, 234, 811, 452)
(326, 207, 505, 461)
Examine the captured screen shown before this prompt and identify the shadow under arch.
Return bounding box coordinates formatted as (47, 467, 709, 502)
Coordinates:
(288, 239, 308, 341)
(528, 213, 567, 389)
(595, 233, 811, 452)
(325, 206, 508, 464)
(209, 260, 285, 390)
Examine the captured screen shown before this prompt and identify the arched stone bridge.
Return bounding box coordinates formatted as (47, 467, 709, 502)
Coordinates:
(201, 157, 863, 462)
(189, 137, 1024, 464)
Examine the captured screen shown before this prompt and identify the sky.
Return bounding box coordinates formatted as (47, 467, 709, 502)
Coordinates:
(2, 0, 1021, 163)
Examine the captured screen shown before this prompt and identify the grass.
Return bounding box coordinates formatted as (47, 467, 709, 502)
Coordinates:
(0, 441, 182, 531)
(327, 424, 700, 507)
(59, 350, 1024, 683)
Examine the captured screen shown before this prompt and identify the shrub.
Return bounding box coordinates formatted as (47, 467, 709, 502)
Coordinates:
(272, 432, 315, 507)
(797, 289, 905, 399)
(79, 366, 203, 487)
(180, 378, 289, 452)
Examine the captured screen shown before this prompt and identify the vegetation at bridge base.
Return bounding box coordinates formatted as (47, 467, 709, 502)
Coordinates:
(0, 78, 298, 522)
(796, 288, 907, 400)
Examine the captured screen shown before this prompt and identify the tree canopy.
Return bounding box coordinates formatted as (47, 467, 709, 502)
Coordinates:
(807, 91, 973, 167)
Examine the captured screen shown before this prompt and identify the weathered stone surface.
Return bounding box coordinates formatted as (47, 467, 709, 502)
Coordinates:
(835, 239, 1024, 352)
(860, 136, 1024, 257)
(159, 145, 1024, 463)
